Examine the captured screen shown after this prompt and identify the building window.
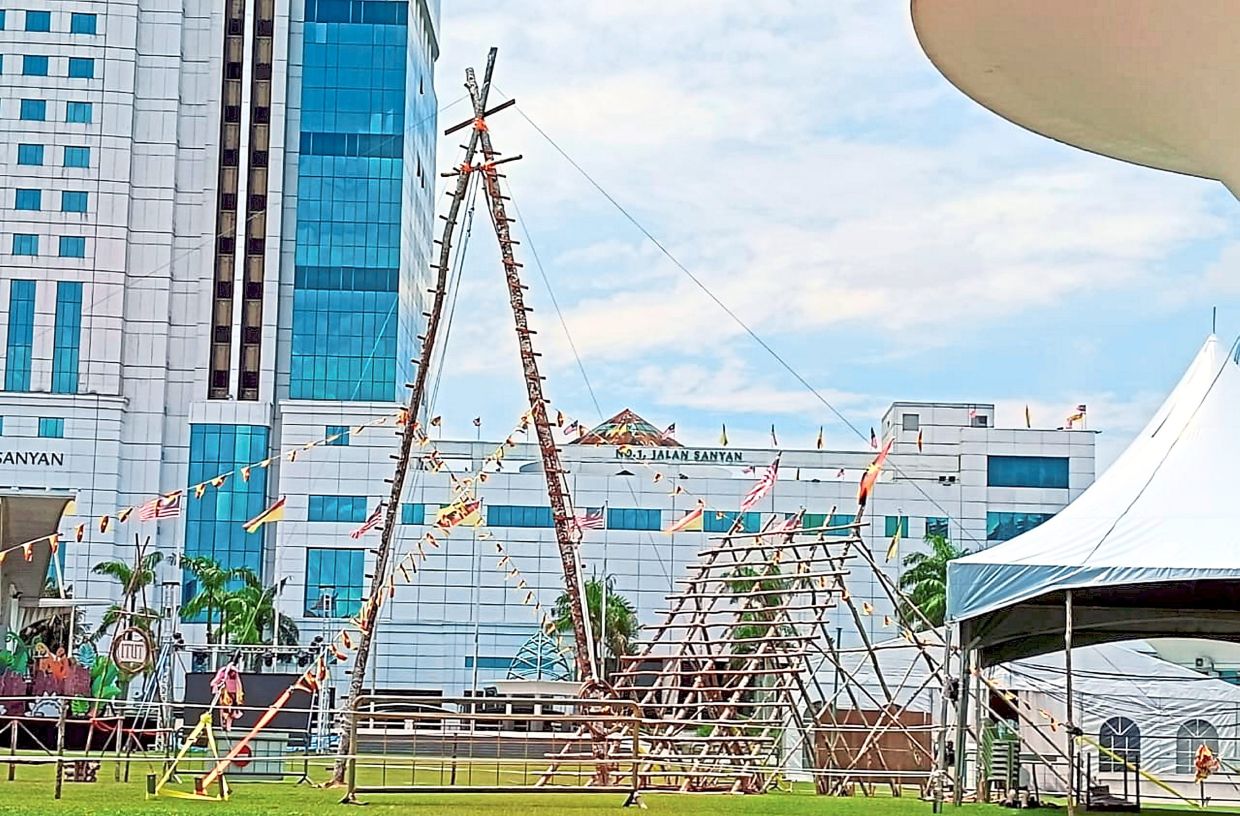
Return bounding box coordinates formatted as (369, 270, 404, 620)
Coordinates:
(51, 281, 82, 394)
(65, 101, 92, 124)
(15, 189, 42, 211)
(902, 413, 920, 432)
(61, 191, 88, 213)
(801, 513, 828, 530)
(304, 548, 363, 618)
(1176, 719, 1219, 775)
(884, 516, 909, 538)
(986, 511, 1055, 542)
(17, 144, 44, 166)
(58, 236, 86, 258)
(487, 505, 554, 528)
(181, 424, 271, 617)
(829, 513, 857, 534)
(63, 146, 89, 167)
(19, 99, 47, 121)
(22, 55, 48, 76)
(69, 12, 96, 34)
(12, 234, 39, 256)
(67, 57, 94, 79)
(987, 455, 1070, 489)
(37, 418, 64, 438)
(606, 507, 662, 531)
(704, 510, 761, 533)
(400, 503, 424, 525)
(926, 517, 950, 539)
(306, 495, 368, 523)
(4, 280, 35, 391)
(1098, 717, 1140, 773)
(25, 10, 50, 32)
(0, 11, 6, 30)
(0, 418, 4, 435)
(325, 425, 350, 445)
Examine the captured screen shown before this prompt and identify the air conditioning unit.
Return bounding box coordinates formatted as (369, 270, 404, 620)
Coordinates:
(1195, 656, 1216, 673)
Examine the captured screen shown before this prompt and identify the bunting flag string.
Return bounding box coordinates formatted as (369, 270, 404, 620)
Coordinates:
(0, 411, 406, 569)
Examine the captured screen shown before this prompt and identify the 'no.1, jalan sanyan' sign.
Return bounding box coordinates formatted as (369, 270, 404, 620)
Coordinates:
(616, 448, 745, 464)
(0, 451, 65, 467)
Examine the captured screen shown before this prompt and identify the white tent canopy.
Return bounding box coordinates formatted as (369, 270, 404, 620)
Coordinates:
(947, 336, 1240, 664)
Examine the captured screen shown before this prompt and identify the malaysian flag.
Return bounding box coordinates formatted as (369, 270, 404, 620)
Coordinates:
(350, 503, 384, 539)
(739, 456, 780, 512)
(574, 507, 605, 531)
(138, 492, 182, 522)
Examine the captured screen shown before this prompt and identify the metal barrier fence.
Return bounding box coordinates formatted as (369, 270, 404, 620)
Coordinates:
(341, 694, 642, 805)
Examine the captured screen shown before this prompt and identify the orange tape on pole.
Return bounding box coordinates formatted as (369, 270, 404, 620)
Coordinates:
(198, 688, 293, 790)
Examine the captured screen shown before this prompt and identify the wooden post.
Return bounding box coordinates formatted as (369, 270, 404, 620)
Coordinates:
(7, 718, 16, 781)
(113, 714, 124, 782)
(54, 703, 67, 800)
(1065, 591, 1075, 816)
(974, 651, 986, 802)
(932, 626, 954, 813)
(951, 644, 969, 806)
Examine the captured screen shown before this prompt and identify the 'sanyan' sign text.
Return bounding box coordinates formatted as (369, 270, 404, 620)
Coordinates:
(0, 451, 65, 467)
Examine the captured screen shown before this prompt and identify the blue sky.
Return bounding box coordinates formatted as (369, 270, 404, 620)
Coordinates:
(427, 1, 1240, 470)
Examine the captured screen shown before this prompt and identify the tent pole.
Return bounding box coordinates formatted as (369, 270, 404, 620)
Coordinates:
(933, 625, 955, 813)
(952, 643, 969, 805)
(1065, 590, 1076, 816)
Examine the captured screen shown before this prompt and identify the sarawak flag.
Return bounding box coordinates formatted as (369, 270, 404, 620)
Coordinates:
(816, 426, 824, 451)
(666, 501, 704, 533)
(242, 496, 286, 533)
(858, 439, 893, 507)
(886, 523, 902, 563)
(719, 424, 728, 447)
(435, 499, 481, 530)
(869, 427, 878, 449)
(916, 429, 924, 453)
(1025, 405, 1032, 429)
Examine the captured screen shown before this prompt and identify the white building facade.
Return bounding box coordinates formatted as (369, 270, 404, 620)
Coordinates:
(277, 403, 1094, 695)
(0, 1, 439, 621)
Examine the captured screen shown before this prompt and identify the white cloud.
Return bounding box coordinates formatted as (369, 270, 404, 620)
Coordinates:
(632, 357, 869, 416)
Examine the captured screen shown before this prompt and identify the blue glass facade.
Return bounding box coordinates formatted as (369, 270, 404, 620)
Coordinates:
(4, 280, 35, 391)
(183, 425, 271, 603)
(37, 417, 64, 438)
(884, 515, 909, 537)
(986, 511, 1054, 542)
(987, 455, 1070, 489)
(487, 505, 554, 528)
(400, 502, 425, 524)
(607, 507, 662, 531)
(304, 548, 363, 618)
(306, 494, 368, 523)
(51, 281, 82, 393)
(925, 516, 950, 539)
(289, 3, 409, 401)
(704, 511, 761, 534)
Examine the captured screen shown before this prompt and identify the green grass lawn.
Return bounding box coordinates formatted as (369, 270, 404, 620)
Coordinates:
(0, 758, 1231, 815)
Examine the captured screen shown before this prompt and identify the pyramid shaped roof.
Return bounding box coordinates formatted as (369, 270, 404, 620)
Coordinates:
(575, 409, 680, 447)
(948, 336, 1240, 663)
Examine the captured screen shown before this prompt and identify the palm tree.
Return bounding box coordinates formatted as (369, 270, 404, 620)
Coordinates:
(180, 556, 247, 644)
(91, 551, 164, 639)
(725, 564, 795, 658)
(553, 576, 638, 681)
(220, 572, 299, 647)
(898, 533, 968, 630)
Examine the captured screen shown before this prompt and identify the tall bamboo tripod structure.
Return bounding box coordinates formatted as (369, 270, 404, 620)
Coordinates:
(332, 48, 601, 784)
